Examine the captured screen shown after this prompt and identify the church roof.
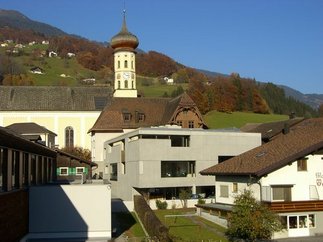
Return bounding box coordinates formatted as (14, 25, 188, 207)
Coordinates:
(0, 86, 112, 111)
(89, 92, 207, 132)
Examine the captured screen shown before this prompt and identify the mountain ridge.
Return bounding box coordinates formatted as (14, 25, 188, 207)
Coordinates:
(0, 8, 322, 110)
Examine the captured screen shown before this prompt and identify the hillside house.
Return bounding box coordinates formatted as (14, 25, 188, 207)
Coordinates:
(200, 118, 323, 239)
(30, 66, 45, 74)
(103, 126, 261, 208)
(48, 51, 57, 57)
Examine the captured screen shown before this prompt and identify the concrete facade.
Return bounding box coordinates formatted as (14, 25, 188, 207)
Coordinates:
(24, 184, 111, 241)
(104, 127, 261, 201)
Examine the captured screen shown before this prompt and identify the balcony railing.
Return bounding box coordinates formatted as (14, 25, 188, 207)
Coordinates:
(264, 200, 323, 213)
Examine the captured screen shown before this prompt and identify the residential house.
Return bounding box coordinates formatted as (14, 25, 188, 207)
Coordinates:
(103, 126, 261, 208)
(200, 118, 323, 239)
(30, 66, 45, 75)
(6, 122, 56, 148)
(48, 51, 57, 57)
(67, 52, 76, 58)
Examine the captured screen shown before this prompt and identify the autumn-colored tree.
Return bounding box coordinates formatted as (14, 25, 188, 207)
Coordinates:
(187, 79, 210, 114)
(60, 146, 91, 161)
(2, 74, 34, 86)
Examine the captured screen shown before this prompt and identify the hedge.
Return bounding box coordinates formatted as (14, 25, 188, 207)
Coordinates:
(134, 195, 172, 242)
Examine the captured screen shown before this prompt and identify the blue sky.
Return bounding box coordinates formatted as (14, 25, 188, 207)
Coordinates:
(1, 0, 322, 94)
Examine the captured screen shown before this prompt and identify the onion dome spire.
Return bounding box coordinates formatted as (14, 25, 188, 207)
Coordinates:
(110, 10, 139, 51)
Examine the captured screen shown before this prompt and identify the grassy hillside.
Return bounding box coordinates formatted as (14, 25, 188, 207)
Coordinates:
(137, 78, 188, 97)
(0, 43, 97, 85)
(204, 111, 289, 129)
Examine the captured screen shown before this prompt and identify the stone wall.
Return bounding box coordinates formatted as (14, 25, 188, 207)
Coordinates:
(0, 189, 28, 241)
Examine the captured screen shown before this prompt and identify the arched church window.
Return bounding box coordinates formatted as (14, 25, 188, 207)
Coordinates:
(125, 80, 128, 88)
(65, 126, 74, 147)
(124, 60, 128, 68)
(131, 61, 133, 69)
(118, 81, 121, 89)
(118, 61, 120, 69)
(132, 81, 134, 89)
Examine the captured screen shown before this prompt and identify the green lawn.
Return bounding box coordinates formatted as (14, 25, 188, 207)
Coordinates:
(113, 212, 145, 238)
(154, 208, 228, 242)
(204, 111, 289, 129)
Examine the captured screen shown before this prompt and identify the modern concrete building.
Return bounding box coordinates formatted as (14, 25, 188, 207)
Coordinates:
(201, 118, 323, 239)
(103, 126, 261, 204)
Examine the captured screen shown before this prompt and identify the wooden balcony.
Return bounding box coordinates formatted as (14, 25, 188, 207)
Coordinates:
(265, 200, 323, 213)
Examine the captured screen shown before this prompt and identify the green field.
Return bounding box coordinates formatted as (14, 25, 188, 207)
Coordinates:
(204, 111, 289, 129)
(1, 44, 97, 86)
(154, 208, 228, 242)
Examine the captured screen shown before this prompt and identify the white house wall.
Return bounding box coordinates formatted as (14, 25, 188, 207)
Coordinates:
(0, 111, 100, 150)
(261, 154, 323, 201)
(215, 154, 323, 205)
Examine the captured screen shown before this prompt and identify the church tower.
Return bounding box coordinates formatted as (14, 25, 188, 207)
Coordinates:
(110, 11, 139, 98)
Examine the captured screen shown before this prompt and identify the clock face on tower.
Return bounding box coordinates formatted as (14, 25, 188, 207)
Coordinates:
(123, 72, 130, 80)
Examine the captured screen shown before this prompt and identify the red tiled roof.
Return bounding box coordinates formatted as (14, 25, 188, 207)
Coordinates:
(201, 118, 323, 177)
(240, 118, 304, 142)
(89, 93, 207, 132)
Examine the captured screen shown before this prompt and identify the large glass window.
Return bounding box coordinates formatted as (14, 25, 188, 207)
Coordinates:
(272, 186, 292, 201)
(65, 126, 74, 147)
(170, 135, 190, 147)
(110, 163, 118, 181)
(161, 161, 195, 178)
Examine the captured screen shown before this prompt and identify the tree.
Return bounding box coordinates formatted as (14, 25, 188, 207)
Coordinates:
(226, 190, 282, 241)
(60, 146, 91, 161)
(179, 188, 192, 208)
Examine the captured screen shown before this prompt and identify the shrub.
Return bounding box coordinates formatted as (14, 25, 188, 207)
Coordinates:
(197, 198, 206, 205)
(155, 199, 168, 209)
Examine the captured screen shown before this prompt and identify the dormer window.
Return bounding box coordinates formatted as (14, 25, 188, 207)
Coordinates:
(123, 113, 131, 122)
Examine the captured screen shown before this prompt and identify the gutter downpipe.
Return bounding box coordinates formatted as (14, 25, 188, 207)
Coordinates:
(248, 175, 262, 202)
